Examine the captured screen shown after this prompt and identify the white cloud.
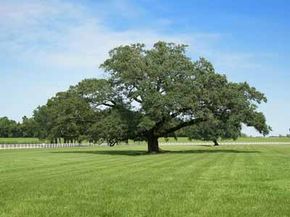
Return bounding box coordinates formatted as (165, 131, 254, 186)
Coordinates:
(4, 0, 269, 80)
(0, 0, 222, 73)
(0, 0, 278, 78)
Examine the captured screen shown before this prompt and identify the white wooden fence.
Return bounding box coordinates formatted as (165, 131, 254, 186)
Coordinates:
(0, 143, 82, 150)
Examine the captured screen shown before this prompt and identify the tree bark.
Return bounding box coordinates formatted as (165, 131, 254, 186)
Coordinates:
(213, 139, 219, 146)
(147, 135, 159, 153)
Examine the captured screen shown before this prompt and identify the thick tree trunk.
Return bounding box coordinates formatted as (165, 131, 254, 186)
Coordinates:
(147, 135, 160, 153)
(213, 139, 219, 146)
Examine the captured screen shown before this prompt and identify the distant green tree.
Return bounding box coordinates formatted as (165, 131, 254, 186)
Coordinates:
(21, 116, 38, 137)
(33, 105, 53, 141)
(70, 41, 270, 153)
(33, 91, 95, 143)
(0, 117, 21, 137)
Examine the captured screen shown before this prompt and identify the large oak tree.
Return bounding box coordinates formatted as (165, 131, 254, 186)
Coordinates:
(71, 41, 270, 153)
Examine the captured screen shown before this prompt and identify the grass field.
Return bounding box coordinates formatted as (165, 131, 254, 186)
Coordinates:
(1, 144, 290, 217)
(0, 138, 43, 144)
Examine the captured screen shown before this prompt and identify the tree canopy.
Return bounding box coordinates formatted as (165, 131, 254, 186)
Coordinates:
(184, 82, 270, 145)
(68, 41, 270, 152)
(0, 116, 37, 138)
(33, 91, 95, 143)
(0, 117, 20, 137)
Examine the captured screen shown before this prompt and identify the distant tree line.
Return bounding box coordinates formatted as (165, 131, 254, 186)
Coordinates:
(0, 116, 37, 138)
(0, 91, 96, 143)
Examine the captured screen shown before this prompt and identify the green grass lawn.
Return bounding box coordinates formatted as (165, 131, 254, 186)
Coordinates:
(1, 144, 290, 217)
(0, 137, 43, 144)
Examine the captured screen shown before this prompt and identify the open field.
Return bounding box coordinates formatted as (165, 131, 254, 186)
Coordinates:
(1, 144, 290, 217)
(0, 138, 44, 144)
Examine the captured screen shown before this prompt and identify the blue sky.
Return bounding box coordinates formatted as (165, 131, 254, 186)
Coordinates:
(0, 0, 289, 136)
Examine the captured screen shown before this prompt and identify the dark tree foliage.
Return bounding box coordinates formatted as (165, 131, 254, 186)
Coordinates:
(21, 116, 38, 137)
(69, 41, 270, 152)
(33, 91, 95, 143)
(184, 82, 271, 145)
(69, 79, 142, 145)
(0, 116, 40, 138)
(0, 117, 21, 137)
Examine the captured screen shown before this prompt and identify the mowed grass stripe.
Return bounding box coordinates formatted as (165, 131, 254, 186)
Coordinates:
(1, 145, 290, 217)
(1, 147, 209, 189)
(156, 153, 227, 216)
(0, 146, 221, 215)
(57, 149, 224, 217)
(0, 145, 216, 180)
(176, 149, 237, 216)
(0, 146, 148, 174)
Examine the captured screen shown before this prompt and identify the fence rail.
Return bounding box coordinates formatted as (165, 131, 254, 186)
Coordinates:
(0, 143, 82, 150)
